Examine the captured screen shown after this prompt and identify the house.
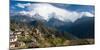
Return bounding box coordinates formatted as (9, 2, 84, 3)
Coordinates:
(10, 35, 18, 42)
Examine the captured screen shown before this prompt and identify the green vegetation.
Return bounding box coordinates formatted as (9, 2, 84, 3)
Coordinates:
(10, 20, 94, 49)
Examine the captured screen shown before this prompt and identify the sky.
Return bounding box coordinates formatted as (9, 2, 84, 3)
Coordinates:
(10, 0, 95, 22)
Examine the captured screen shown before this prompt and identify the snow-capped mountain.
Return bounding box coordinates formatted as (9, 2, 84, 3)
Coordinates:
(15, 3, 94, 22)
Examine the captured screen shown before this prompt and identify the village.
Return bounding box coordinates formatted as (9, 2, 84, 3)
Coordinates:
(10, 28, 44, 49)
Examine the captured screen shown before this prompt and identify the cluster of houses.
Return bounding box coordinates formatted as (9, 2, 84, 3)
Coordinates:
(10, 30, 24, 48)
(10, 28, 43, 49)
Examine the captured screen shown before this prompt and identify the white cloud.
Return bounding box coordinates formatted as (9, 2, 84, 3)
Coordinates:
(82, 12, 94, 17)
(16, 3, 31, 8)
(16, 3, 25, 8)
(19, 11, 29, 15)
(17, 3, 94, 22)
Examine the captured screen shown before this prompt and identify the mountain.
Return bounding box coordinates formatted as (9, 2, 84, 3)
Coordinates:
(10, 14, 94, 39)
(10, 14, 94, 49)
(10, 14, 34, 22)
(10, 18, 79, 40)
(45, 16, 94, 39)
(69, 17, 94, 38)
(45, 18, 71, 27)
(10, 18, 94, 49)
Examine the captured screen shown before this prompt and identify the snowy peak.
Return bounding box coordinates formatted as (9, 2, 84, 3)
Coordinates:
(16, 3, 94, 22)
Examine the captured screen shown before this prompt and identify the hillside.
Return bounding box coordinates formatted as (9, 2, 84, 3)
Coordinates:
(10, 19, 94, 49)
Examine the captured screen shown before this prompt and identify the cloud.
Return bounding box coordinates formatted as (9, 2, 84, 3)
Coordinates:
(16, 3, 31, 8)
(19, 11, 29, 15)
(82, 12, 94, 17)
(16, 3, 94, 22)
